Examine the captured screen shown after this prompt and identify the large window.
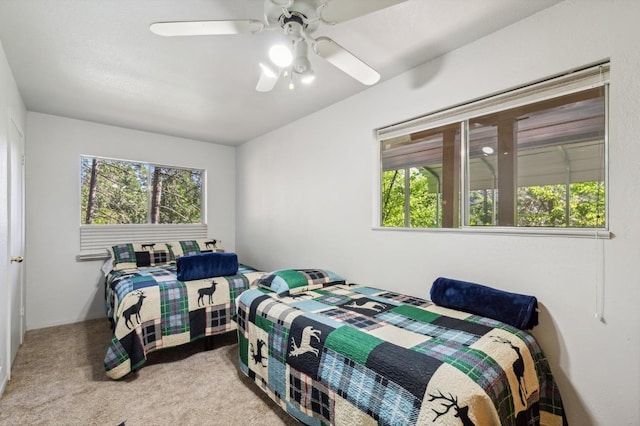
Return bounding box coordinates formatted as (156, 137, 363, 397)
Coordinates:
(378, 63, 608, 232)
(80, 156, 204, 225)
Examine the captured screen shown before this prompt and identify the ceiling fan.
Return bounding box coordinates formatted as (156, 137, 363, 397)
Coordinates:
(150, 0, 407, 92)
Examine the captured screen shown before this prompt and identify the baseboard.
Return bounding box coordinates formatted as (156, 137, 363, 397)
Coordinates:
(27, 313, 105, 331)
(0, 368, 7, 399)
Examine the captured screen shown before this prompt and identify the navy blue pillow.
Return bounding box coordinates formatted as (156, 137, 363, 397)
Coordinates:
(430, 277, 538, 330)
(176, 252, 238, 281)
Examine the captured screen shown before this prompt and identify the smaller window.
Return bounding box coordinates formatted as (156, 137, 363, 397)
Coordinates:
(80, 156, 204, 225)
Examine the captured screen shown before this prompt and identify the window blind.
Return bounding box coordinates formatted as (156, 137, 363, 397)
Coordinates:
(377, 63, 610, 141)
(79, 223, 208, 255)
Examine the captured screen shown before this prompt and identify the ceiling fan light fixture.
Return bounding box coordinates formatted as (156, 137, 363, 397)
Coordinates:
(269, 44, 293, 68)
(259, 62, 277, 78)
(256, 63, 281, 92)
(301, 69, 315, 84)
(292, 56, 311, 74)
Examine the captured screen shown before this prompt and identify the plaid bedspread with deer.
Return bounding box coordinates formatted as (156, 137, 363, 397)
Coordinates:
(104, 264, 264, 379)
(237, 283, 567, 426)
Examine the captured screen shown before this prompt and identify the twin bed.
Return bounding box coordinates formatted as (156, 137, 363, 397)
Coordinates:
(236, 271, 567, 426)
(104, 243, 567, 425)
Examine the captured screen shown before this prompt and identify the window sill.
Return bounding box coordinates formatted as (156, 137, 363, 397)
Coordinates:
(76, 251, 110, 262)
(372, 226, 612, 239)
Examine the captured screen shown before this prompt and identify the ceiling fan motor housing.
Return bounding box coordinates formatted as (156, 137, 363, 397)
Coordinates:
(292, 41, 310, 74)
(281, 12, 306, 38)
(269, 0, 319, 34)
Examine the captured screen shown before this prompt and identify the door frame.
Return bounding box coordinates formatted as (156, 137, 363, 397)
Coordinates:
(0, 110, 26, 380)
(0, 112, 8, 395)
(7, 114, 25, 374)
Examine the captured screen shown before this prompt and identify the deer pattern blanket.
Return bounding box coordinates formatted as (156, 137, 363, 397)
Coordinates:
(236, 284, 567, 426)
(104, 264, 264, 379)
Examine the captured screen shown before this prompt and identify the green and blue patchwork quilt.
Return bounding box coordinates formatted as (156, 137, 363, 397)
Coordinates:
(237, 283, 567, 426)
(104, 264, 264, 379)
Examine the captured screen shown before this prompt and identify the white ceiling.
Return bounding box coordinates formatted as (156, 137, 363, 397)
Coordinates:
(0, 0, 561, 146)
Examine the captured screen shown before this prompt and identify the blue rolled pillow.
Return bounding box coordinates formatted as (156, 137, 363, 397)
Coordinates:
(176, 252, 238, 281)
(430, 277, 538, 330)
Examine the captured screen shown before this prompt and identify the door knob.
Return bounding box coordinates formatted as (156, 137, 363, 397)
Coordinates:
(10, 256, 24, 263)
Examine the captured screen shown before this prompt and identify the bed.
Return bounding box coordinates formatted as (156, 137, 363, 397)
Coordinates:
(103, 239, 264, 379)
(236, 270, 567, 426)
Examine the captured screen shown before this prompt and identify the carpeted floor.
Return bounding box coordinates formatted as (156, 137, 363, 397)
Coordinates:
(0, 319, 299, 425)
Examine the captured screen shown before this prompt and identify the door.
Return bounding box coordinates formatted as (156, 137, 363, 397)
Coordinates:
(0, 120, 7, 388)
(8, 116, 25, 367)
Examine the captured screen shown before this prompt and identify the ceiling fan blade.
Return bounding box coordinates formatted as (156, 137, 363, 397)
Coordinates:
(313, 37, 380, 86)
(320, 0, 407, 24)
(149, 20, 263, 36)
(255, 63, 281, 92)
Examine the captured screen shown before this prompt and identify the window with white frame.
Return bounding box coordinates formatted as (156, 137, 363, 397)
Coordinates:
(79, 156, 207, 255)
(378, 63, 608, 231)
(81, 156, 204, 225)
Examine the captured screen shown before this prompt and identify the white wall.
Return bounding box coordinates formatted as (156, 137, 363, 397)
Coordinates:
(236, 1, 640, 425)
(0, 41, 26, 396)
(25, 113, 236, 329)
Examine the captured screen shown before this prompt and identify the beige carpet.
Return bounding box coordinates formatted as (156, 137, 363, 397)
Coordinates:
(0, 319, 299, 425)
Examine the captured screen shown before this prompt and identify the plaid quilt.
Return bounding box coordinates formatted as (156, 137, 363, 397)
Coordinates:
(237, 284, 567, 426)
(104, 263, 264, 379)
